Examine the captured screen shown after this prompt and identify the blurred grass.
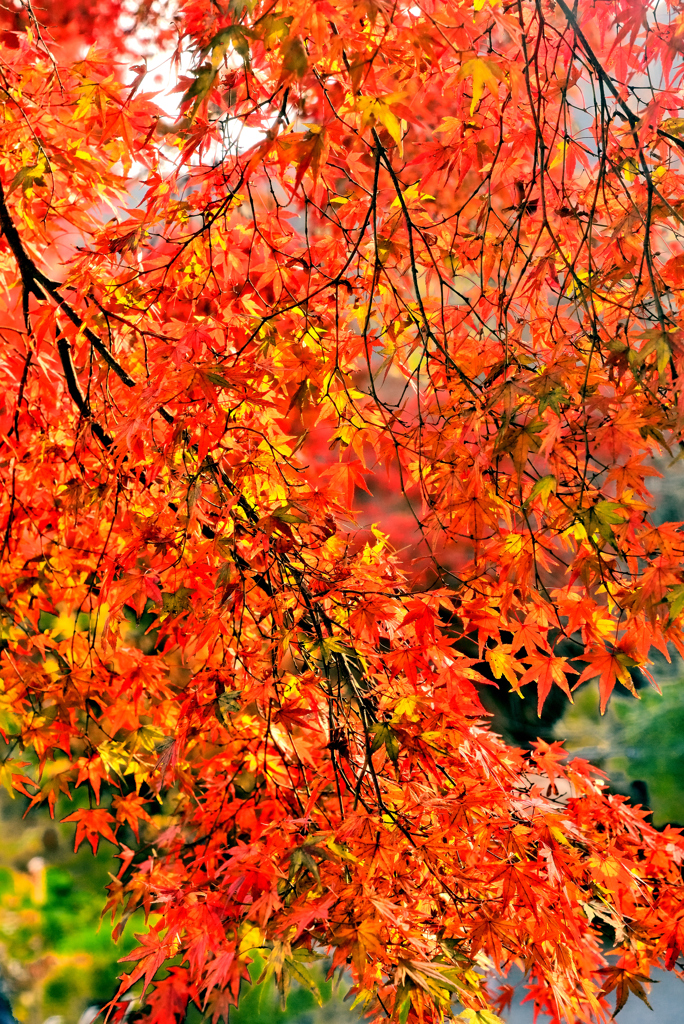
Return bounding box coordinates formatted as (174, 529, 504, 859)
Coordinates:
(197, 954, 355, 1024)
(0, 790, 359, 1024)
(0, 788, 144, 1024)
(558, 677, 684, 827)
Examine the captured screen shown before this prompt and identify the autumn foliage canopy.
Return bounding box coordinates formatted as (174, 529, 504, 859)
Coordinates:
(2, 0, 684, 1020)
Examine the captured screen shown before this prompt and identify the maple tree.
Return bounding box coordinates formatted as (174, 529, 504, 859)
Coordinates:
(2, 0, 684, 1021)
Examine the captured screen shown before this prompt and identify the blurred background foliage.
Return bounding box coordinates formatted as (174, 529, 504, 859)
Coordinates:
(0, 787, 356, 1024)
(0, 786, 142, 1024)
(560, 674, 684, 828)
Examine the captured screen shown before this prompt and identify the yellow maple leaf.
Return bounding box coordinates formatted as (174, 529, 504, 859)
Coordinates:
(455, 58, 506, 116)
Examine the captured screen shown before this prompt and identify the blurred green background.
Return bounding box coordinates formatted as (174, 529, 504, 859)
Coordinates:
(0, 786, 139, 1024)
(0, 786, 358, 1024)
(560, 674, 684, 828)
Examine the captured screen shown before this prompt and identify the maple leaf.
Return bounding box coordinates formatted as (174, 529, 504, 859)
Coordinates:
(494, 419, 544, 477)
(27, 771, 73, 819)
(321, 460, 372, 510)
(280, 36, 308, 82)
(664, 918, 684, 970)
(292, 127, 330, 194)
(577, 646, 640, 712)
(0, 758, 36, 800)
(180, 65, 217, 117)
(599, 966, 654, 1014)
(145, 967, 192, 1024)
(525, 474, 557, 509)
(485, 645, 523, 693)
(75, 753, 111, 804)
(370, 722, 400, 765)
(518, 651, 577, 714)
(60, 807, 118, 854)
(112, 792, 153, 840)
(118, 924, 177, 996)
(8, 161, 47, 195)
(455, 58, 507, 116)
(456, 1011, 506, 1024)
(204, 987, 240, 1024)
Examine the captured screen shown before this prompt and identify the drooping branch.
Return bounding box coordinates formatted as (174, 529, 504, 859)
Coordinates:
(0, 179, 173, 436)
(0, 183, 134, 378)
(54, 328, 112, 446)
(554, 0, 639, 128)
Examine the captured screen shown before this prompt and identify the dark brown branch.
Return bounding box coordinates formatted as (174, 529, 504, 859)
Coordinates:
(0, 181, 135, 381)
(0, 180, 113, 445)
(555, 0, 638, 128)
(55, 328, 112, 447)
(0, 179, 172, 436)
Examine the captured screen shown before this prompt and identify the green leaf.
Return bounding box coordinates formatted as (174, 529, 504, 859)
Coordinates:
(162, 586, 194, 615)
(281, 36, 308, 79)
(9, 163, 47, 194)
(593, 501, 626, 525)
(0, 758, 33, 799)
(254, 14, 293, 47)
(182, 65, 218, 113)
(526, 474, 556, 509)
(97, 740, 133, 777)
(538, 385, 565, 415)
(302, 636, 353, 658)
(233, 770, 257, 797)
(396, 986, 412, 1024)
(216, 689, 241, 722)
(666, 584, 684, 621)
(288, 847, 321, 887)
(284, 956, 323, 1005)
(576, 500, 628, 544)
(272, 504, 307, 524)
(370, 723, 400, 764)
(216, 561, 233, 587)
(204, 25, 251, 64)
